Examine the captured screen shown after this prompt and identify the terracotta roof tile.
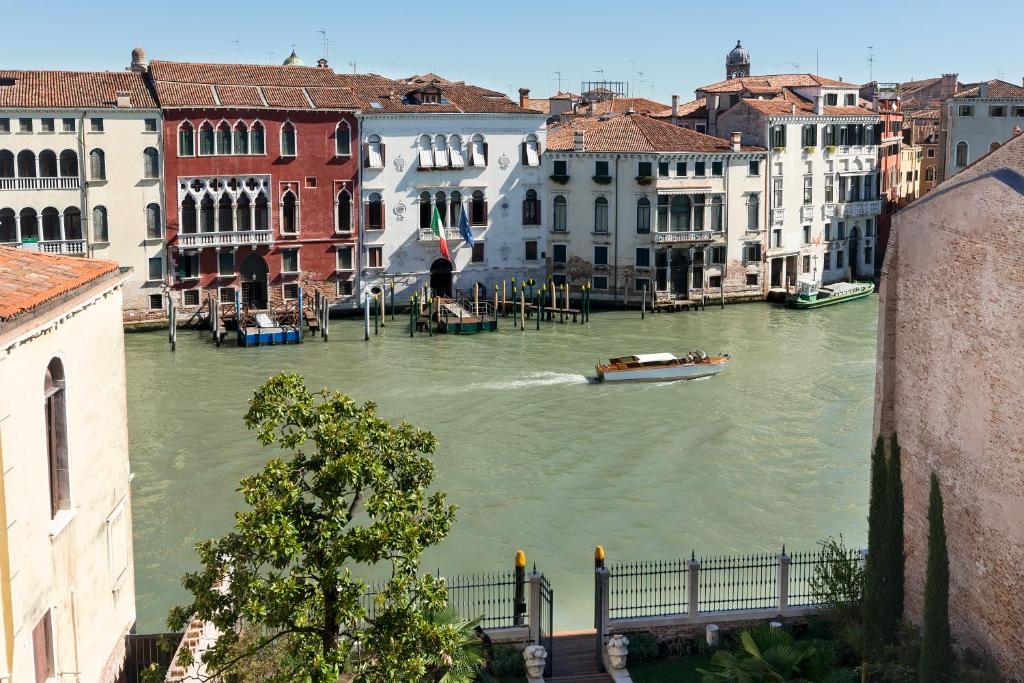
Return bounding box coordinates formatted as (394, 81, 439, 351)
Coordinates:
(522, 98, 551, 114)
(584, 97, 670, 117)
(546, 113, 764, 153)
(261, 86, 311, 109)
(0, 69, 156, 109)
(741, 91, 877, 118)
(339, 73, 540, 115)
(0, 247, 119, 321)
(699, 73, 850, 94)
(214, 85, 265, 107)
(651, 98, 707, 119)
(954, 79, 1024, 99)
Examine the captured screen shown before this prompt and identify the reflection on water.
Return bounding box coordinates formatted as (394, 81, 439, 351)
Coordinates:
(126, 300, 878, 630)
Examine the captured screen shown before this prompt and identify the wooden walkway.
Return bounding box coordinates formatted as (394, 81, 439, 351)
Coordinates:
(548, 632, 613, 683)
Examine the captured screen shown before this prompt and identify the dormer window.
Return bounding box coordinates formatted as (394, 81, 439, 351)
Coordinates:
(844, 93, 856, 106)
(422, 93, 440, 104)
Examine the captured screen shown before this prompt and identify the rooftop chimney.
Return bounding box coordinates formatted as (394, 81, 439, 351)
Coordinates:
(814, 95, 824, 115)
(317, 58, 329, 68)
(940, 73, 958, 100)
(115, 91, 131, 108)
(730, 131, 742, 152)
(671, 94, 679, 124)
(574, 130, 585, 152)
(518, 88, 530, 108)
(790, 103, 797, 115)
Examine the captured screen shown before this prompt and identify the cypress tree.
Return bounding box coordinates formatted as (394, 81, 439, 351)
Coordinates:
(863, 434, 890, 658)
(887, 433, 905, 624)
(919, 472, 951, 682)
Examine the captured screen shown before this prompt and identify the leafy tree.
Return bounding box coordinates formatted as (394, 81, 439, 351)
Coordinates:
(863, 435, 892, 658)
(167, 373, 461, 683)
(810, 535, 865, 657)
(697, 625, 825, 682)
(919, 473, 951, 682)
(886, 434, 905, 625)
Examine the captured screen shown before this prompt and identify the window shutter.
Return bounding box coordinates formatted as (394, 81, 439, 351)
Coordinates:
(521, 142, 527, 165)
(363, 144, 370, 167)
(379, 200, 385, 230)
(522, 199, 528, 224)
(379, 143, 386, 166)
(364, 202, 371, 229)
(535, 200, 541, 225)
(482, 142, 489, 166)
(482, 201, 488, 223)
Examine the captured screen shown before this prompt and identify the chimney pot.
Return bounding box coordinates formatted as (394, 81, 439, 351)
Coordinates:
(574, 130, 585, 152)
(115, 91, 131, 108)
(730, 131, 742, 152)
(790, 103, 796, 115)
(518, 87, 530, 108)
(1012, 125, 1022, 138)
(815, 95, 824, 115)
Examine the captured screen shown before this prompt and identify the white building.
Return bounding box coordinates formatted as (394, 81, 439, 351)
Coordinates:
(346, 74, 547, 301)
(0, 52, 166, 322)
(0, 247, 135, 682)
(939, 79, 1024, 182)
(543, 113, 767, 303)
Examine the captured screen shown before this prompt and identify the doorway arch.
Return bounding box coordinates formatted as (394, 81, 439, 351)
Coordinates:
(429, 258, 453, 298)
(239, 251, 269, 309)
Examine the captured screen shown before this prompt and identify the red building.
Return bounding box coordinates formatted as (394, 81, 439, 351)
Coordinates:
(866, 83, 903, 272)
(149, 59, 360, 310)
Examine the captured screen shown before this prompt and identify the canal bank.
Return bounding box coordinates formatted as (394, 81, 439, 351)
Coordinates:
(125, 299, 877, 631)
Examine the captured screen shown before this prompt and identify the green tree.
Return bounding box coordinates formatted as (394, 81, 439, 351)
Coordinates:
(168, 373, 461, 683)
(919, 473, 951, 682)
(810, 535, 865, 656)
(697, 625, 825, 682)
(862, 435, 892, 659)
(886, 433, 905, 625)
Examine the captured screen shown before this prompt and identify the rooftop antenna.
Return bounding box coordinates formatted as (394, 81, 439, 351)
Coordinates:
(867, 45, 875, 82)
(318, 29, 329, 61)
(814, 49, 820, 75)
(789, 62, 800, 72)
(995, 69, 1006, 80)
(629, 59, 636, 97)
(230, 39, 240, 62)
(553, 71, 567, 93)
(263, 51, 275, 64)
(349, 61, 357, 74)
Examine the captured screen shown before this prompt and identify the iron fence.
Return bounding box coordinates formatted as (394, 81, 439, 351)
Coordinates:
(118, 633, 182, 683)
(607, 559, 689, 618)
(698, 553, 779, 612)
(362, 570, 522, 629)
(788, 547, 862, 607)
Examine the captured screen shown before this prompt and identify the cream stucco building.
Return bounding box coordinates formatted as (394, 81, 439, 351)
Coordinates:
(0, 247, 135, 681)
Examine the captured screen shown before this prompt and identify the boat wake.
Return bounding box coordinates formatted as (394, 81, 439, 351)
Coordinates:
(446, 372, 592, 393)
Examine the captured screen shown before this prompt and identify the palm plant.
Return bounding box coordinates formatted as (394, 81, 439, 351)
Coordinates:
(698, 625, 825, 682)
(419, 606, 485, 683)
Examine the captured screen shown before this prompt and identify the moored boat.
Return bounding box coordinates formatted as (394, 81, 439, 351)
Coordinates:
(595, 351, 731, 383)
(787, 279, 874, 309)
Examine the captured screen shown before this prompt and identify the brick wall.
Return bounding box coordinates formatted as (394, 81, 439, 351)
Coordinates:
(874, 133, 1024, 678)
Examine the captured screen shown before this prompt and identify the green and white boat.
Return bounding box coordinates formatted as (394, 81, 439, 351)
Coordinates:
(787, 279, 874, 309)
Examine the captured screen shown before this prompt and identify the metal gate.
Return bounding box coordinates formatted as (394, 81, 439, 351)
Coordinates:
(538, 574, 554, 677)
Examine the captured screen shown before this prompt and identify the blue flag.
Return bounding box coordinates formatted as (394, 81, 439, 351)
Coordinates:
(459, 207, 475, 247)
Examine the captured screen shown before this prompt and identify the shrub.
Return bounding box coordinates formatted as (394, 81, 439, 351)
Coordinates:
(625, 632, 660, 664)
(821, 669, 860, 683)
(489, 645, 525, 678)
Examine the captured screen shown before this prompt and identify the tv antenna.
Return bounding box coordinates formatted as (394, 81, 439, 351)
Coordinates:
(263, 51, 275, 64)
(230, 39, 240, 61)
(867, 45, 875, 82)
(553, 71, 567, 93)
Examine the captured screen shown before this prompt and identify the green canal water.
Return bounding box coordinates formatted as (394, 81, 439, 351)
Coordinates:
(126, 299, 878, 632)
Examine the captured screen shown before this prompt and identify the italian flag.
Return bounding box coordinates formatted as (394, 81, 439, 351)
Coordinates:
(431, 205, 451, 261)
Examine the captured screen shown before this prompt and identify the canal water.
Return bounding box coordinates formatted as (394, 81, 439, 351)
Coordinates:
(126, 299, 878, 631)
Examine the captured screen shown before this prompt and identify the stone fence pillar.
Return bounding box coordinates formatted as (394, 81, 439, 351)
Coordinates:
(687, 555, 701, 616)
(528, 570, 542, 644)
(778, 550, 791, 613)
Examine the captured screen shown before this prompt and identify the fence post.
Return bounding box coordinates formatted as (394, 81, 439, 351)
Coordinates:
(595, 566, 610, 672)
(778, 548, 791, 614)
(687, 554, 700, 617)
(514, 550, 527, 627)
(528, 570, 542, 643)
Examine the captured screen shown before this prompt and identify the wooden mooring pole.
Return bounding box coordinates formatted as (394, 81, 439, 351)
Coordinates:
(363, 295, 370, 341)
(519, 289, 525, 330)
(641, 285, 646, 319)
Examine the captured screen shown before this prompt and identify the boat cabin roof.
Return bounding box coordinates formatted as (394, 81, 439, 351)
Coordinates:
(632, 353, 677, 364)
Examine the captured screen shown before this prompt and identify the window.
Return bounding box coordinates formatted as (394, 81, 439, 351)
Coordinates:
(234, 122, 249, 155)
(745, 242, 762, 263)
(178, 122, 195, 156)
(958, 105, 974, 117)
(669, 195, 690, 230)
(336, 190, 351, 232)
(417, 134, 433, 169)
(772, 177, 783, 207)
(525, 240, 538, 261)
(0, 118, 9, 133)
(89, 149, 106, 180)
(803, 175, 813, 205)
(708, 195, 723, 231)
(251, 122, 266, 154)
(41, 118, 55, 133)
(449, 134, 464, 167)
(198, 122, 214, 155)
(552, 243, 567, 264)
(433, 135, 449, 167)
(771, 228, 782, 248)
(305, 176, 317, 188)
(633, 277, 650, 292)
(637, 161, 652, 177)
(336, 246, 353, 270)
(217, 250, 235, 276)
(336, 280, 353, 297)
(281, 190, 298, 234)
(32, 611, 55, 682)
(471, 243, 485, 262)
(470, 190, 487, 225)
(553, 159, 568, 176)
(143, 147, 159, 178)
(802, 254, 811, 273)
(747, 194, 760, 231)
(283, 283, 299, 300)
(90, 117, 104, 132)
(336, 121, 351, 156)
(748, 159, 759, 176)
(636, 197, 651, 234)
(989, 141, 1000, 154)
(658, 161, 669, 177)
(825, 175, 835, 203)
(694, 161, 706, 177)
(366, 192, 384, 229)
(62, 118, 75, 132)
(594, 197, 609, 232)
(523, 134, 540, 166)
(676, 162, 687, 176)
(523, 189, 540, 225)
(802, 225, 811, 244)
(695, 123, 706, 134)
(837, 221, 846, 240)
(449, 190, 462, 226)
(825, 223, 832, 241)
(927, 148, 935, 158)
(836, 250, 845, 269)
(955, 141, 968, 167)
(366, 134, 384, 168)
(148, 255, 163, 280)
(553, 195, 567, 231)
(710, 246, 725, 265)
(367, 246, 383, 268)
(144, 118, 157, 132)
(825, 93, 838, 106)
(215, 122, 231, 154)
(711, 161, 723, 177)
(823, 250, 832, 270)
(770, 124, 786, 148)
(432, 191, 447, 228)
(746, 273, 759, 286)
(844, 93, 856, 106)
(594, 245, 608, 266)
(865, 245, 873, 264)
(801, 124, 817, 147)
(149, 293, 163, 310)
(92, 206, 108, 242)
(38, 151, 57, 177)
(43, 359, 70, 519)
(989, 106, 1005, 118)
(592, 276, 608, 290)
(595, 160, 610, 177)
(17, 150, 36, 177)
(470, 134, 487, 166)
(281, 122, 297, 157)
(925, 167, 935, 182)
(19, 118, 33, 133)
(218, 287, 236, 304)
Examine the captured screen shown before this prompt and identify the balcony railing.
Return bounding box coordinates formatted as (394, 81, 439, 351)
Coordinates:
(826, 200, 882, 217)
(800, 205, 814, 222)
(652, 230, 716, 244)
(0, 177, 80, 190)
(177, 230, 273, 248)
(418, 227, 462, 241)
(771, 208, 785, 225)
(39, 240, 87, 255)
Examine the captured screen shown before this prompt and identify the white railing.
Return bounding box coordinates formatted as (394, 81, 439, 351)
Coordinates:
(177, 230, 274, 248)
(38, 240, 86, 255)
(800, 205, 814, 222)
(418, 227, 461, 241)
(0, 177, 80, 190)
(833, 199, 882, 217)
(771, 208, 785, 225)
(652, 230, 715, 244)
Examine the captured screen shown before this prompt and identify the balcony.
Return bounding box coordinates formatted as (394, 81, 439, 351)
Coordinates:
(0, 177, 80, 191)
(652, 230, 716, 244)
(825, 200, 882, 218)
(771, 208, 785, 225)
(418, 227, 462, 241)
(177, 230, 273, 249)
(800, 205, 814, 222)
(39, 240, 87, 255)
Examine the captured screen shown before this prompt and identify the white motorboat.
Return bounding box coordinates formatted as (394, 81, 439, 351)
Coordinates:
(595, 351, 732, 383)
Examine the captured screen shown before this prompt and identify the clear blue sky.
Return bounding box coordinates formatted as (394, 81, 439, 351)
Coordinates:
(4, 0, 1021, 105)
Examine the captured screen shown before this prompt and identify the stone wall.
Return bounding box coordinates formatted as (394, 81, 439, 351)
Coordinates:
(874, 132, 1024, 678)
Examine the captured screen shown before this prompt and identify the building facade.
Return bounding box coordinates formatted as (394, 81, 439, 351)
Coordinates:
(939, 79, 1024, 181)
(874, 130, 1024, 678)
(0, 62, 165, 321)
(149, 58, 361, 312)
(0, 248, 135, 682)
(543, 113, 767, 303)
(350, 74, 546, 302)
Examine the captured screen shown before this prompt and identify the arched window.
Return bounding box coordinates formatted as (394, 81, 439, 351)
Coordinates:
(746, 193, 760, 231)
(335, 121, 351, 156)
(199, 122, 215, 155)
(418, 134, 433, 169)
(92, 206, 109, 242)
(470, 134, 487, 167)
(449, 135, 464, 168)
(146, 203, 162, 239)
(236, 194, 251, 231)
(0, 150, 14, 178)
(19, 208, 38, 241)
(59, 150, 78, 177)
(433, 135, 449, 168)
(233, 122, 249, 155)
(180, 195, 197, 233)
(178, 122, 195, 156)
(670, 195, 690, 230)
(200, 195, 215, 232)
(553, 195, 567, 232)
(523, 189, 540, 225)
(419, 190, 433, 229)
(989, 141, 1000, 154)
(366, 192, 383, 229)
(280, 122, 297, 157)
(255, 193, 269, 230)
(449, 190, 462, 225)
(250, 122, 266, 155)
(44, 358, 70, 518)
(336, 190, 351, 232)
(281, 190, 298, 233)
(217, 122, 232, 155)
(709, 196, 723, 231)
(89, 149, 106, 180)
(435, 191, 447, 226)
(955, 141, 968, 167)
(470, 190, 487, 225)
(925, 167, 935, 182)
(17, 150, 36, 177)
(39, 150, 58, 177)
(63, 207, 82, 240)
(365, 134, 384, 168)
(636, 197, 651, 233)
(594, 196, 609, 233)
(0, 209, 16, 243)
(41, 207, 61, 241)
(218, 195, 233, 232)
(523, 134, 540, 166)
(143, 147, 160, 179)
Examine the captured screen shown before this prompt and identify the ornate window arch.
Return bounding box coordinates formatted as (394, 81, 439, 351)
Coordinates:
(255, 192, 269, 230)
(280, 121, 297, 157)
(523, 188, 540, 225)
(58, 150, 78, 177)
(250, 121, 266, 155)
(419, 190, 433, 229)
(523, 133, 540, 166)
(366, 191, 384, 229)
(216, 121, 232, 155)
(335, 188, 352, 233)
(417, 134, 433, 169)
(178, 121, 195, 156)
(434, 190, 448, 226)
(38, 150, 58, 178)
(433, 134, 449, 168)
(280, 188, 299, 233)
(746, 193, 760, 231)
(449, 190, 463, 225)
(180, 195, 197, 233)
(365, 134, 384, 168)
(636, 196, 651, 233)
(44, 357, 71, 518)
(469, 133, 487, 167)
(234, 121, 250, 155)
(449, 134, 464, 168)
(88, 149, 105, 180)
(17, 150, 36, 178)
(198, 121, 215, 155)
(335, 120, 351, 156)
